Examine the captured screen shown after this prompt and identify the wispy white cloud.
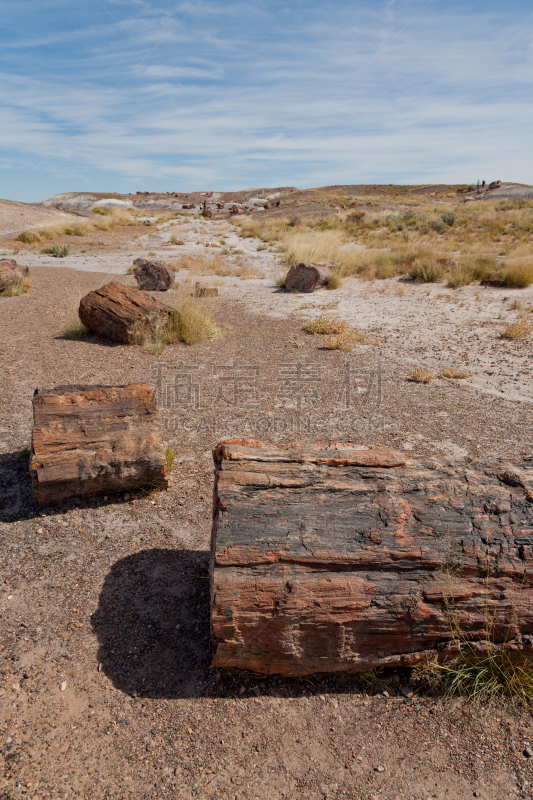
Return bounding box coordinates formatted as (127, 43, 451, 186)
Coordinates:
(1, 0, 533, 199)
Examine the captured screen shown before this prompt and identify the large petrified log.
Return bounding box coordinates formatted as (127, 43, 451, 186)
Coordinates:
(284, 262, 332, 293)
(79, 282, 177, 344)
(30, 384, 168, 504)
(210, 441, 533, 676)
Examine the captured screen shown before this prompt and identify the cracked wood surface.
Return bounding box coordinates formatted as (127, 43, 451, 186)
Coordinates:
(30, 384, 168, 503)
(210, 442, 533, 675)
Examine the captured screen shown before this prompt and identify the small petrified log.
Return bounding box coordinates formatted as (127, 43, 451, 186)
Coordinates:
(284, 262, 332, 293)
(182, 203, 195, 209)
(210, 441, 533, 676)
(132, 259, 175, 291)
(30, 384, 168, 504)
(0, 259, 29, 293)
(79, 282, 177, 344)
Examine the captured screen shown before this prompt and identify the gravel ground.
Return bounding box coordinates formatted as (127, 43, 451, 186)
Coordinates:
(1, 233, 533, 799)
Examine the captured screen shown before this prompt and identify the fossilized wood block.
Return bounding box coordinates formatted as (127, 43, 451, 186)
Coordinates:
(0, 259, 29, 293)
(210, 441, 533, 676)
(30, 384, 168, 504)
(284, 262, 332, 293)
(79, 281, 177, 344)
(132, 259, 174, 291)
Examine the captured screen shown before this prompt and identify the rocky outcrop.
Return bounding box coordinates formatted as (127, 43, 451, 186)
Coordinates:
(284, 262, 332, 292)
(132, 259, 175, 291)
(210, 441, 533, 676)
(30, 384, 168, 504)
(79, 282, 177, 344)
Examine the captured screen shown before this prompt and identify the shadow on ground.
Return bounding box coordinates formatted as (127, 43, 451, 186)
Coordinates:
(91, 548, 383, 702)
(91, 548, 212, 699)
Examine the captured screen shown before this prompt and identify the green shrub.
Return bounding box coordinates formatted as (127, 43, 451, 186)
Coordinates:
(409, 258, 445, 282)
(430, 218, 446, 233)
(441, 211, 457, 227)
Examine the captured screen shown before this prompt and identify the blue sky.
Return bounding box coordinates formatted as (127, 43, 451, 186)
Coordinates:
(1, 0, 532, 201)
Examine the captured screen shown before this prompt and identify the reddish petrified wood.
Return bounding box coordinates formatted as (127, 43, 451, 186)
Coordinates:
(284, 263, 332, 293)
(0, 259, 29, 293)
(79, 282, 177, 344)
(30, 384, 168, 504)
(210, 441, 533, 676)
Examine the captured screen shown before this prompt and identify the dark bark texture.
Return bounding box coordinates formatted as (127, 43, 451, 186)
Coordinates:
(210, 441, 533, 676)
(30, 384, 168, 504)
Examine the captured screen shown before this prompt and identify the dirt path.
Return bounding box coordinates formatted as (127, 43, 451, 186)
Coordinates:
(1, 216, 533, 800)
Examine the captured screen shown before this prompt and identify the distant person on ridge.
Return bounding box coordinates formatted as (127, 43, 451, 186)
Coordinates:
(477, 179, 481, 191)
(482, 180, 486, 189)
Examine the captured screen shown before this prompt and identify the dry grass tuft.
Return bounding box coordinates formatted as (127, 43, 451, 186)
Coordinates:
(303, 314, 349, 335)
(62, 317, 89, 340)
(440, 367, 471, 379)
(17, 230, 40, 244)
(323, 330, 380, 351)
(409, 367, 435, 383)
(500, 320, 533, 340)
(326, 273, 343, 290)
(409, 258, 445, 283)
(170, 234, 185, 246)
(503, 259, 533, 288)
(0, 276, 32, 297)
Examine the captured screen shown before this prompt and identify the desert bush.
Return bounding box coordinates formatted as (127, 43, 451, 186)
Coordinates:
(502, 259, 533, 288)
(441, 211, 457, 227)
(466, 256, 501, 282)
(375, 263, 398, 279)
(17, 230, 40, 244)
(304, 315, 349, 335)
(409, 367, 435, 383)
(500, 321, 533, 339)
(409, 258, 445, 283)
(447, 262, 474, 288)
(170, 234, 185, 245)
(430, 218, 446, 233)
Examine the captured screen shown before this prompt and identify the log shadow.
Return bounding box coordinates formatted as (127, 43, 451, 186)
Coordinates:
(91, 548, 212, 699)
(90, 549, 380, 701)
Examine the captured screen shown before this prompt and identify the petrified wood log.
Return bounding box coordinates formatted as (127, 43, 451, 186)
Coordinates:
(79, 282, 177, 344)
(210, 441, 533, 676)
(30, 384, 168, 504)
(284, 262, 332, 293)
(0, 259, 29, 293)
(132, 259, 174, 291)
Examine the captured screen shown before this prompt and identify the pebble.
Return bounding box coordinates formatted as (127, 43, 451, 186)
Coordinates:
(375, 765, 385, 772)
(401, 686, 414, 697)
(60, 681, 67, 691)
(524, 747, 533, 758)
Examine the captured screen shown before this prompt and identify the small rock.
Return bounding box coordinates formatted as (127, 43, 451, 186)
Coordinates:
(524, 747, 533, 758)
(473, 792, 481, 798)
(60, 681, 67, 691)
(187, 727, 193, 735)
(375, 765, 385, 773)
(401, 686, 414, 697)
(252, 686, 261, 697)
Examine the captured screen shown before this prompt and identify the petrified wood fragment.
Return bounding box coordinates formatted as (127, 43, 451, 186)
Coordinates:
(30, 384, 168, 504)
(210, 441, 533, 676)
(132, 259, 174, 291)
(79, 282, 177, 344)
(284, 262, 332, 293)
(0, 259, 29, 293)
